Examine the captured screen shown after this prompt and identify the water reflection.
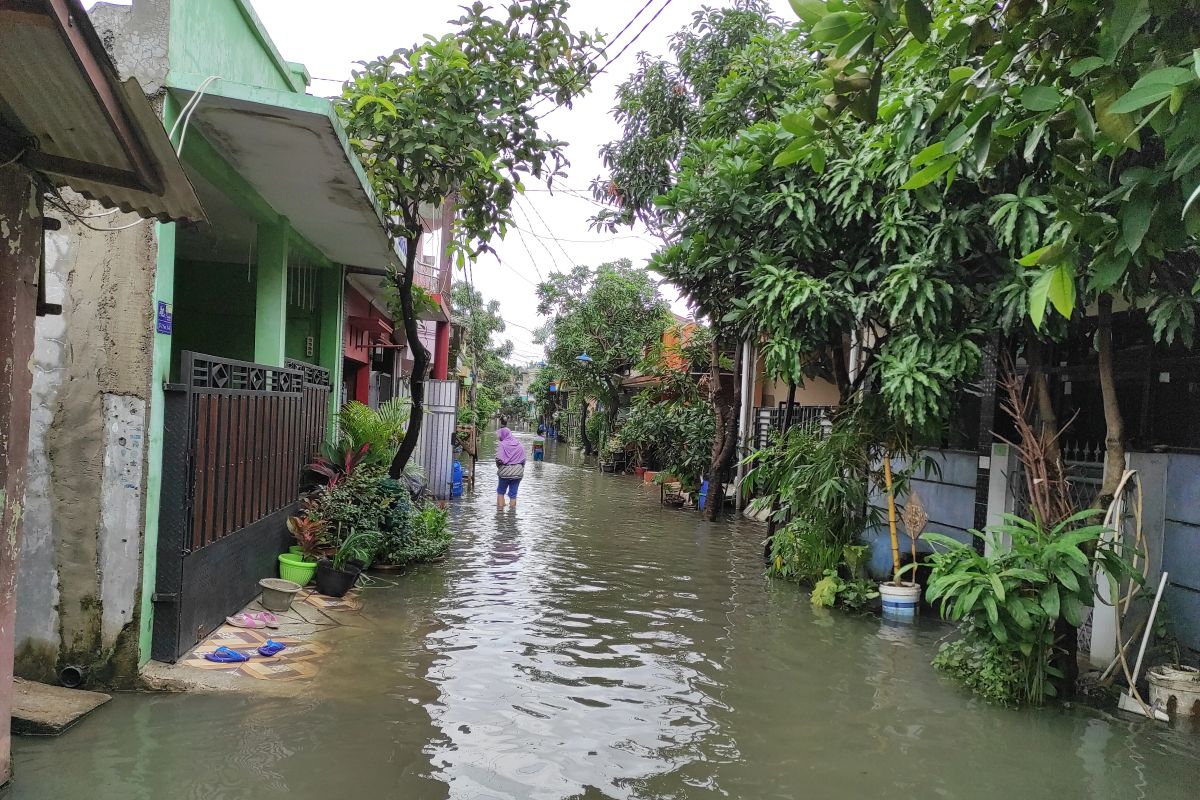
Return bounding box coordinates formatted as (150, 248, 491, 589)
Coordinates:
(10, 432, 1199, 799)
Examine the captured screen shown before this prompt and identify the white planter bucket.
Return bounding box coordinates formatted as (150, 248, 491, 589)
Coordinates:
(1147, 665, 1200, 717)
(879, 581, 921, 620)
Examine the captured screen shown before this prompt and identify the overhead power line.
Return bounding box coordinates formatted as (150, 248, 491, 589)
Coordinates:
(537, 0, 675, 121)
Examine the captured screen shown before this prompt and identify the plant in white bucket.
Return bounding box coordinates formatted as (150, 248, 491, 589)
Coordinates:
(879, 455, 923, 620)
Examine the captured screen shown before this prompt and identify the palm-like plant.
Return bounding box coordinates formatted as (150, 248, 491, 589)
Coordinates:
(336, 398, 410, 467)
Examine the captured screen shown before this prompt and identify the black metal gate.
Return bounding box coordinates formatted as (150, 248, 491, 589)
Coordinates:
(151, 352, 330, 662)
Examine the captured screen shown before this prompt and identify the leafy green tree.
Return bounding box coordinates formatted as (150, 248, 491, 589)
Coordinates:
(536, 259, 670, 452)
(338, 1, 599, 477)
(781, 0, 1200, 501)
(597, 6, 812, 518)
(451, 281, 516, 427)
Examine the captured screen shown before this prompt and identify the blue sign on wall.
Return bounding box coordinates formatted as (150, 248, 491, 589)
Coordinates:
(156, 301, 173, 335)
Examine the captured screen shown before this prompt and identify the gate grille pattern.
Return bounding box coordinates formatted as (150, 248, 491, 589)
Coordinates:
(181, 354, 330, 549)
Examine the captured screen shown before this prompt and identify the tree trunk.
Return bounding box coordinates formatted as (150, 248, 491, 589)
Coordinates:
(1095, 294, 1126, 506)
(830, 329, 852, 401)
(764, 382, 797, 562)
(1025, 337, 1063, 469)
(606, 382, 621, 435)
(389, 239, 430, 479)
(705, 339, 742, 521)
(579, 399, 592, 455)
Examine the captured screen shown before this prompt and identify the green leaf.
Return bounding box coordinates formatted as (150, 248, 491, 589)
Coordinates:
(900, 154, 958, 190)
(1029, 268, 1052, 329)
(810, 12, 863, 43)
(1022, 85, 1063, 112)
(1110, 68, 1196, 114)
(1089, 252, 1129, 292)
(1054, 564, 1080, 592)
(972, 117, 993, 173)
(1018, 241, 1065, 267)
(1095, 78, 1140, 150)
(1070, 57, 1107, 78)
(988, 572, 1006, 603)
(780, 113, 814, 138)
(810, 148, 826, 174)
(1041, 583, 1061, 620)
(904, 0, 932, 43)
(949, 66, 974, 83)
(982, 594, 999, 625)
(1046, 264, 1077, 320)
(1121, 190, 1154, 253)
(911, 141, 946, 169)
(789, 0, 827, 25)
(1101, 0, 1150, 63)
(1061, 593, 1085, 627)
(773, 145, 807, 168)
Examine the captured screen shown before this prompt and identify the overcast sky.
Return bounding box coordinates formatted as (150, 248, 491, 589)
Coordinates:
(91, 0, 795, 364)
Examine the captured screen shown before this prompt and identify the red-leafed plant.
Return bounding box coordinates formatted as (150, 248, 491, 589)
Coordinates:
(307, 441, 371, 489)
(287, 515, 327, 561)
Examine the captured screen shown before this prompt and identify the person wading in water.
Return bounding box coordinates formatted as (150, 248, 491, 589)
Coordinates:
(495, 417, 527, 511)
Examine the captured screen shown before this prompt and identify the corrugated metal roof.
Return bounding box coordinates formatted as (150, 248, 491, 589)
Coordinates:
(0, 0, 204, 223)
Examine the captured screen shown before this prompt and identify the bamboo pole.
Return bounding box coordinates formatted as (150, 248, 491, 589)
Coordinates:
(883, 452, 901, 584)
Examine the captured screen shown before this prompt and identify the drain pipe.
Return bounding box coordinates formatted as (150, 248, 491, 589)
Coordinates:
(734, 338, 754, 512)
(59, 665, 86, 689)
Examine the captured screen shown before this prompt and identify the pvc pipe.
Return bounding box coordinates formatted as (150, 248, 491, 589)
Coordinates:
(734, 339, 753, 511)
(848, 328, 862, 386)
(1130, 571, 1169, 687)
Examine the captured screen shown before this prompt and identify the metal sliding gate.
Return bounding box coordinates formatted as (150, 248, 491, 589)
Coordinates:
(152, 352, 330, 662)
(395, 379, 459, 499)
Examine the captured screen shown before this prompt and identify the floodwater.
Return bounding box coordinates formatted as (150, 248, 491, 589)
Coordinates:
(12, 433, 1199, 799)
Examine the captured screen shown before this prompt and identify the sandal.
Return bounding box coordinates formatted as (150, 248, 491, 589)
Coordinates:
(253, 611, 280, 629)
(225, 613, 267, 629)
(204, 646, 249, 663)
(257, 640, 287, 657)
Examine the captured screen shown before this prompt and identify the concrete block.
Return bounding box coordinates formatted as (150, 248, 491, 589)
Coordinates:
(11, 679, 110, 736)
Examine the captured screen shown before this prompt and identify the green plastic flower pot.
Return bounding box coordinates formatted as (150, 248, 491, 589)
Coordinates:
(278, 552, 317, 585)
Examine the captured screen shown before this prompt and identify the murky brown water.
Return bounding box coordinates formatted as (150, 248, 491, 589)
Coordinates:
(12, 433, 1199, 798)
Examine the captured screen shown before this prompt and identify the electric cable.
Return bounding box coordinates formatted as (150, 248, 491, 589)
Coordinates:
(527, 0, 659, 116)
(536, 0, 675, 121)
(516, 195, 578, 271)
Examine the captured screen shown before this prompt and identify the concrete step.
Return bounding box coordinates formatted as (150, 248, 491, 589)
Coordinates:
(11, 678, 111, 735)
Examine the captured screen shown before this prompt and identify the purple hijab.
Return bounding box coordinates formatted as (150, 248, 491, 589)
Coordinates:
(496, 427, 526, 465)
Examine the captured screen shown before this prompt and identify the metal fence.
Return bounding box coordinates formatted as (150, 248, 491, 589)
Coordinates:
(753, 404, 835, 449)
(395, 379, 460, 498)
(153, 352, 331, 661)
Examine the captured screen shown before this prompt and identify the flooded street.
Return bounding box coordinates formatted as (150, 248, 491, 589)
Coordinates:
(12, 433, 1199, 799)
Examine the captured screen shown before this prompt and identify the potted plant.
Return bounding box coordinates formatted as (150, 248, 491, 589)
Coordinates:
(316, 530, 377, 598)
(279, 515, 324, 585)
(878, 455, 923, 620)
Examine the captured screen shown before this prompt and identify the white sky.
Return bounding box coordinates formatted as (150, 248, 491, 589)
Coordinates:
(89, 0, 795, 364)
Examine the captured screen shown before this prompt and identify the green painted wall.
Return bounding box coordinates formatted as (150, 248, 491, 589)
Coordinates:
(254, 221, 289, 366)
(285, 303, 320, 364)
(169, 0, 304, 93)
(171, 260, 257, 372)
(139, 217, 176, 665)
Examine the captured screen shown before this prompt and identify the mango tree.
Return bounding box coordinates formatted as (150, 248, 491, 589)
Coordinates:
(338, 1, 599, 477)
(783, 0, 1200, 503)
(535, 260, 670, 453)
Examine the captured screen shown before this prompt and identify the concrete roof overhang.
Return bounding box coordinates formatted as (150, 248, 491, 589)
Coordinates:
(167, 72, 401, 270)
(0, 0, 204, 221)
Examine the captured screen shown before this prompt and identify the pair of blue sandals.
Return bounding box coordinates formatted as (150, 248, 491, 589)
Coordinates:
(204, 640, 287, 663)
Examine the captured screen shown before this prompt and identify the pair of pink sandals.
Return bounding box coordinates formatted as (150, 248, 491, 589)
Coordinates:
(225, 611, 280, 629)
